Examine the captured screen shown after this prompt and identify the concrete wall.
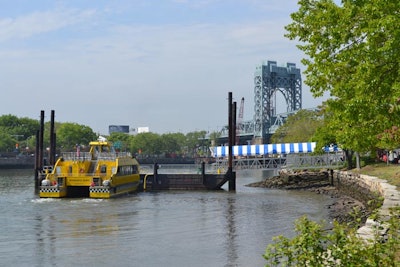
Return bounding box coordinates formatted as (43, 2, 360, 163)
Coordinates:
(333, 170, 400, 240)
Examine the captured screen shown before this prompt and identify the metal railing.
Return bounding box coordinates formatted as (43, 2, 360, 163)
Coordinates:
(60, 151, 132, 161)
(212, 152, 344, 171)
(140, 163, 219, 174)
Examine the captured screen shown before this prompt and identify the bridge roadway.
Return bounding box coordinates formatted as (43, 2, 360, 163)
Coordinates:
(140, 152, 344, 175)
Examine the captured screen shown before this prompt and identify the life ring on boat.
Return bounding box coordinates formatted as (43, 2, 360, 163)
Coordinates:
(80, 168, 84, 173)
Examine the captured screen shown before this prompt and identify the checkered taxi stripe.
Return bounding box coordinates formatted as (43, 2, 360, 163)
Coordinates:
(40, 187, 60, 193)
(89, 187, 110, 193)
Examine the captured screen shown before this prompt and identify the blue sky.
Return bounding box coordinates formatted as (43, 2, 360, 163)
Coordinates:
(0, 0, 328, 135)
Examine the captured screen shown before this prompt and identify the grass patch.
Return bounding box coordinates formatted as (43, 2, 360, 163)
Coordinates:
(353, 162, 400, 189)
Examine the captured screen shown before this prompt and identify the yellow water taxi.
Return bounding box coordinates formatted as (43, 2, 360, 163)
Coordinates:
(39, 137, 140, 198)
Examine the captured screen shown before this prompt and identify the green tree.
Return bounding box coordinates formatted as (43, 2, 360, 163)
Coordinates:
(270, 109, 323, 143)
(185, 131, 208, 157)
(285, 0, 400, 168)
(0, 132, 17, 151)
(57, 122, 97, 151)
(130, 132, 162, 156)
(209, 131, 222, 147)
(264, 207, 400, 266)
(0, 114, 40, 151)
(161, 132, 185, 155)
(108, 132, 132, 151)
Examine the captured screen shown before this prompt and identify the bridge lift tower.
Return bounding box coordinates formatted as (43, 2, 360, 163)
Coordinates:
(253, 60, 302, 143)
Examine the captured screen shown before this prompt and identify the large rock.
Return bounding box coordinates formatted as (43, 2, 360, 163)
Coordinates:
(248, 169, 330, 189)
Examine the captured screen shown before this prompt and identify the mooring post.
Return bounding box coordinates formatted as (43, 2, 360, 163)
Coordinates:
(34, 110, 45, 188)
(39, 110, 44, 167)
(153, 163, 159, 185)
(49, 110, 56, 166)
(34, 129, 40, 188)
(228, 92, 236, 191)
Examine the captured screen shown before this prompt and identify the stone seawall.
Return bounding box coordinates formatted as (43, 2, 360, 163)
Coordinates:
(333, 170, 400, 240)
(248, 168, 400, 239)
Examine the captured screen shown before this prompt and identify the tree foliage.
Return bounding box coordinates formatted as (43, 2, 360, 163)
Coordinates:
(285, 0, 400, 155)
(271, 109, 323, 143)
(56, 122, 97, 151)
(130, 132, 162, 155)
(108, 132, 132, 151)
(0, 114, 39, 151)
(0, 114, 213, 157)
(127, 131, 210, 157)
(264, 207, 400, 266)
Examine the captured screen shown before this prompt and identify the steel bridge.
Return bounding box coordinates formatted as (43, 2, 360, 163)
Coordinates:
(219, 60, 303, 143)
(219, 110, 297, 141)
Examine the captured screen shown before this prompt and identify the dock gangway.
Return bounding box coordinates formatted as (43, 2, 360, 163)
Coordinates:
(212, 152, 344, 173)
(210, 142, 344, 172)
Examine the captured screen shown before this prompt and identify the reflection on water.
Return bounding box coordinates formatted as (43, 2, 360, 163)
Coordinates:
(0, 170, 333, 267)
(225, 196, 238, 265)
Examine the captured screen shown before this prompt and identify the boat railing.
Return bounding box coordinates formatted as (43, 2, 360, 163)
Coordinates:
(51, 172, 106, 178)
(61, 152, 92, 161)
(60, 151, 132, 161)
(97, 152, 131, 160)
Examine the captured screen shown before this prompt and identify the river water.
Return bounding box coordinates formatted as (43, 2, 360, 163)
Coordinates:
(0, 169, 334, 267)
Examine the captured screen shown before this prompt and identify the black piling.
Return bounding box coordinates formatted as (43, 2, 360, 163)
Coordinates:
(228, 92, 236, 191)
(34, 110, 45, 188)
(34, 130, 40, 187)
(201, 161, 205, 184)
(153, 163, 159, 184)
(39, 110, 44, 167)
(49, 110, 56, 166)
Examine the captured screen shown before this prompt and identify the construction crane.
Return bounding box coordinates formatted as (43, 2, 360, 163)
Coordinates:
(236, 97, 244, 145)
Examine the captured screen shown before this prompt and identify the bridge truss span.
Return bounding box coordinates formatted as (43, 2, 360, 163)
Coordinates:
(254, 60, 302, 141)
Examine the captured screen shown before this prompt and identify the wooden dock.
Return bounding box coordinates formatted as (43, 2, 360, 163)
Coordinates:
(139, 163, 234, 191)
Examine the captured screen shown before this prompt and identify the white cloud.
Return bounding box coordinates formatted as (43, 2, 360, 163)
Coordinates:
(0, 8, 96, 42)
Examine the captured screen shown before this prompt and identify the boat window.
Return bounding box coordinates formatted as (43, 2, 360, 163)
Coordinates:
(93, 177, 100, 186)
(57, 177, 64, 186)
(93, 147, 99, 159)
(115, 165, 138, 175)
(100, 165, 107, 173)
(68, 166, 72, 174)
(132, 165, 138, 174)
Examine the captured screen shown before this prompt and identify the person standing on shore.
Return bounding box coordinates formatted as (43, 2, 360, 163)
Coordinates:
(388, 151, 394, 163)
(382, 153, 388, 163)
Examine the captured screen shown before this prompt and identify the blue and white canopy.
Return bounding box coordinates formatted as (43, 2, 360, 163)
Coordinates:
(211, 142, 317, 158)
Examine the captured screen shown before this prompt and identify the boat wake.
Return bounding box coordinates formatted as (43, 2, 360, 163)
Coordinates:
(31, 198, 60, 204)
(71, 198, 104, 204)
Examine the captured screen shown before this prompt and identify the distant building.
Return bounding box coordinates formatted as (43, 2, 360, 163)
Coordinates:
(109, 125, 130, 135)
(137, 127, 150, 133)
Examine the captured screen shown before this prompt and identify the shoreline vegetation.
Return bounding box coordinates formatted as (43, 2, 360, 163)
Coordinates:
(257, 166, 400, 265)
(246, 169, 376, 224)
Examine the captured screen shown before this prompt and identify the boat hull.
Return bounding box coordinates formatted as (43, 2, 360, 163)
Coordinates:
(39, 186, 67, 198)
(89, 181, 139, 198)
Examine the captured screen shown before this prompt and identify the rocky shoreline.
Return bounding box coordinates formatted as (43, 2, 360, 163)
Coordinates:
(246, 170, 370, 224)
